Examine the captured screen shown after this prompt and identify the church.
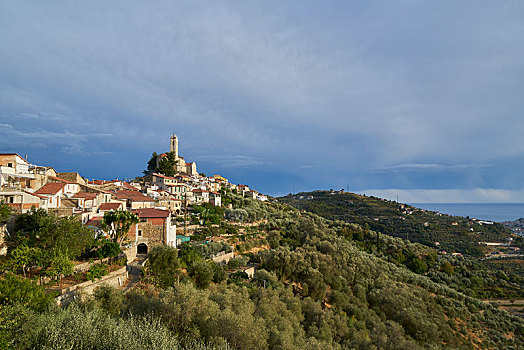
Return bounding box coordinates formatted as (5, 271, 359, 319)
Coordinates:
(159, 132, 198, 176)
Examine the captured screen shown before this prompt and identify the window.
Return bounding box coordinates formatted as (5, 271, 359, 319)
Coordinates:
(138, 230, 142, 237)
(7, 163, 13, 168)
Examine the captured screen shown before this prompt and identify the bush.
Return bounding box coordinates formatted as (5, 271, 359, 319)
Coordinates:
(0, 273, 54, 312)
(86, 264, 109, 281)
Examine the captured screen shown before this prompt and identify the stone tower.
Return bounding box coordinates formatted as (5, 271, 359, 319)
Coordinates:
(170, 132, 179, 158)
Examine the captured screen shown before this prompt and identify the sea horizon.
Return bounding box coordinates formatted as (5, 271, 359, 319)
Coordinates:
(411, 202, 524, 222)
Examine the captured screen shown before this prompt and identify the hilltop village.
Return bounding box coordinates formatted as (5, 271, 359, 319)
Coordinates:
(0, 132, 267, 255)
(1, 136, 524, 348)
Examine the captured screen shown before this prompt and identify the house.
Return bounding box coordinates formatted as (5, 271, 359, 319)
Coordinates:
(97, 202, 124, 213)
(131, 208, 176, 254)
(34, 182, 66, 208)
(56, 172, 87, 186)
(257, 194, 268, 201)
(244, 190, 258, 200)
(143, 173, 177, 191)
(30, 166, 57, 189)
(192, 189, 210, 204)
(48, 176, 80, 195)
(112, 190, 155, 209)
(0, 190, 49, 213)
(209, 192, 222, 207)
(157, 197, 183, 214)
(0, 153, 36, 190)
(166, 182, 190, 200)
(72, 192, 99, 209)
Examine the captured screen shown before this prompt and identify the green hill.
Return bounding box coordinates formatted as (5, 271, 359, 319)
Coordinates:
(280, 191, 512, 256)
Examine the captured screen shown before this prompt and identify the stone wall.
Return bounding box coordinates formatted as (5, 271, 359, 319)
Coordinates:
(55, 266, 128, 306)
(136, 221, 165, 250)
(212, 251, 235, 265)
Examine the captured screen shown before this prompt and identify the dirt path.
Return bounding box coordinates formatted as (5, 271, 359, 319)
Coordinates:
(122, 254, 147, 293)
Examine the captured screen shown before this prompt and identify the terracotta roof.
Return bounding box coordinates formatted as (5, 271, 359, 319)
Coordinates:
(98, 202, 122, 211)
(121, 182, 138, 190)
(85, 216, 104, 227)
(35, 182, 66, 195)
(192, 189, 208, 193)
(133, 208, 170, 218)
(73, 192, 97, 200)
(114, 190, 155, 202)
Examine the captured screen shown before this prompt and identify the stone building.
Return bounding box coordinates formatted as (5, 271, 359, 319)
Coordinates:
(157, 132, 198, 176)
(130, 208, 176, 254)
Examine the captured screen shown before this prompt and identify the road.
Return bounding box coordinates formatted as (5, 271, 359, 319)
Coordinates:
(122, 254, 147, 293)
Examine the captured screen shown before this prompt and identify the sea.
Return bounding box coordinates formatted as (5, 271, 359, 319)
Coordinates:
(410, 203, 524, 223)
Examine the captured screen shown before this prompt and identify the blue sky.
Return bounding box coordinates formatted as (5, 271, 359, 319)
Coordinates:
(1, 1, 524, 202)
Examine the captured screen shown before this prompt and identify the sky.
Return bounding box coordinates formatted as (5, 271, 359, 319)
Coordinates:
(1, 1, 523, 202)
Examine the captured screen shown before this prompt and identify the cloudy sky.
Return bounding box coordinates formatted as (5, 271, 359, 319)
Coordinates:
(1, 1, 523, 202)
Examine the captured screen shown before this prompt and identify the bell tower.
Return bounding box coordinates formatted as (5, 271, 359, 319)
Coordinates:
(170, 132, 179, 158)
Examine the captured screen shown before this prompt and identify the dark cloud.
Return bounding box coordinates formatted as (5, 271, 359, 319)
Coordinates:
(1, 1, 523, 200)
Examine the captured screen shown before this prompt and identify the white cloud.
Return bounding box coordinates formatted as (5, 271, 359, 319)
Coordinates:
(360, 189, 524, 203)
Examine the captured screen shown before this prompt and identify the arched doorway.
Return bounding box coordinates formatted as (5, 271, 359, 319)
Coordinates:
(137, 243, 148, 255)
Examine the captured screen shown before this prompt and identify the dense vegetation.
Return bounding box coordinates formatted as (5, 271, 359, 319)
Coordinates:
(1, 198, 524, 348)
(280, 191, 511, 256)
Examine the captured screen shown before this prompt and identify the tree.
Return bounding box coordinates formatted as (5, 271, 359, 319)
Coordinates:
(0, 201, 11, 225)
(0, 273, 54, 311)
(156, 152, 177, 177)
(102, 210, 139, 245)
(11, 209, 95, 259)
(6, 245, 41, 278)
(144, 152, 159, 175)
(47, 250, 74, 288)
(189, 261, 213, 289)
(147, 246, 181, 288)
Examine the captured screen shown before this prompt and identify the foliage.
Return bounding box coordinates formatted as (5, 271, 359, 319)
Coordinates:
(147, 245, 181, 288)
(10, 209, 95, 259)
(281, 191, 512, 256)
(0, 304, 205, 350)
(102, 210, 139, 245)
(96, 240, 122, 259)
(0, 202, 11, 225)
(46, 250, 74, 286)
(0, 274, 54, 312)
(4, 245, 41, 278)
(144, 152, 158, 176)
(192, 204, 224, 225)
(86, 263, 109, 281)
(188, 261, 214, 289)
(157, 152, 178, 177)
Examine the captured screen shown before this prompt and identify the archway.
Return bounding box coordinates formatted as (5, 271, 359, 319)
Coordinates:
(137, 243, 148, 255)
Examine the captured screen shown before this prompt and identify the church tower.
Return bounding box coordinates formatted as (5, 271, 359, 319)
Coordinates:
(170, 132, 179, 158)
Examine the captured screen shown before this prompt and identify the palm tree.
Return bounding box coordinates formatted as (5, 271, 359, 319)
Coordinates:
(102, 210, 139, 245)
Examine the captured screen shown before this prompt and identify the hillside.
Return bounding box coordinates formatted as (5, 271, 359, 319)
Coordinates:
(2, 195, 524, 349)
(280, 191, 513, 256)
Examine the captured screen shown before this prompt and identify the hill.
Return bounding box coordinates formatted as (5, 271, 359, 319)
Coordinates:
(1, 194, 524, 349)
(280, 191, 513, 256)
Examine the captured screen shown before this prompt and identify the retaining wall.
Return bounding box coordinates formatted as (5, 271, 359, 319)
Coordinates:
(55, 266, 128, 306)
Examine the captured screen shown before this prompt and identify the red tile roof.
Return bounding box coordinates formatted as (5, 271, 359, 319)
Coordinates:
(34, 182, 66, 195)
(133, 208, 170, 218)
(114, 191, 155, 202)
(85, 216, 104, 227)
(98, 202, 122, 211)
